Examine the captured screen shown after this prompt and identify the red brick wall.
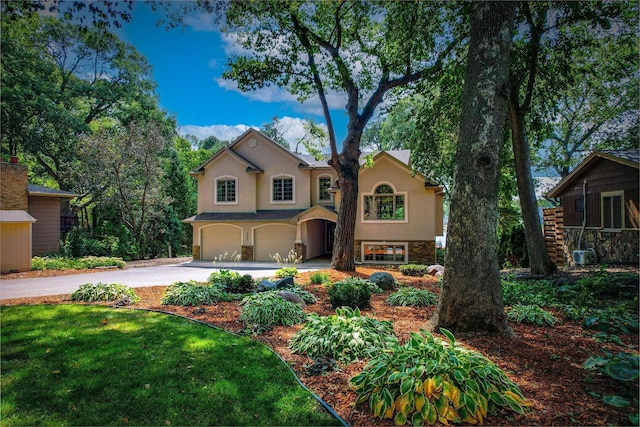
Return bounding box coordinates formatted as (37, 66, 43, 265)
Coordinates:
(1, 163, 28, 211)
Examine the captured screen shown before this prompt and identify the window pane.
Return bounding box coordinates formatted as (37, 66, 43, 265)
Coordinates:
(395, 196, 404, 219)
(283, 178, 293, 200)
(375, 185, 393, 194)
(364, 245, 375, 261)
(613, 195, 623, 229)
(227, 180, 236, 202)
(319, 177, 331, 201)
(273, 179, 283, 201)
(217, 181, 225, 202)
(364, 196, 372, 219)
(603, 196, 612, 228)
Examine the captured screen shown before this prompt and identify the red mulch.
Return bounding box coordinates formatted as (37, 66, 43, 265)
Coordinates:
(2, 265, 638, 426)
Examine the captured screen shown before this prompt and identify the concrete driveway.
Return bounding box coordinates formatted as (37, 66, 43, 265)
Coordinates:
(0, 260, 330, 300)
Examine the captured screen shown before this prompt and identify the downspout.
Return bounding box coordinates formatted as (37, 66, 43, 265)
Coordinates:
(577, 180, 587, 250)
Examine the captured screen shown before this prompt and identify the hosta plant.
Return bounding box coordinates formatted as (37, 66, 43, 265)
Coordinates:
(275, 267, 298, 278)
(71, 282, 139, 303)
(208, 270, 254, 294)
(287, 286, 318, 304)
(289, 307, 397, 364)
(350, 329, 530, 426)
(387, 287, 438, 307)
(161, 281, 228, 306)
(240, 291, 307, 328)
(506, 304, 558, 326)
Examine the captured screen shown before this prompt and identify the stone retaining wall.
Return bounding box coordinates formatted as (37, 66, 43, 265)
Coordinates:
(563, 227, 639, 265)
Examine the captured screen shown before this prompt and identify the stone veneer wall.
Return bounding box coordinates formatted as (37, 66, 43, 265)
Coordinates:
(242, 245, 254, 262)
(563, 228, 639, 265)
(1, 163, 28, 210)
(192, 245, 201, 261)
(295, 243, 306, 263)
(354, 240, 436, 264)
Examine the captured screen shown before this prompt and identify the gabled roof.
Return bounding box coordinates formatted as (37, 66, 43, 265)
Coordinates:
(190, 146, 263, 176)
(0, 210, 36, 223)
(362, 150, 441, 188)
(27, 184, 79, 198)
(547, 149, 640, 198)
(228, 128, 313, 169)
(296, 205, 338, 222)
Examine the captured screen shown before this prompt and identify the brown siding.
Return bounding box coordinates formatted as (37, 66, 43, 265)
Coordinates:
(29, 196, 61, 255)
(557, 159, 639, 228)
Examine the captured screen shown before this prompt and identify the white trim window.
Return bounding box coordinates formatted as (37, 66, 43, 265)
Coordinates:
(318, 176, 332, 203)
(215, 176, 237, 204)
(362, 242, 408, 263)
(601, 190, 624, 229)
(363, 183, 407, 222)
(272, 174, 295, 203)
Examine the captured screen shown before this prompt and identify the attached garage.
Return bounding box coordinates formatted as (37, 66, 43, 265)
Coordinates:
(201, 224, 242, 261)
(254, 224, 296, 262)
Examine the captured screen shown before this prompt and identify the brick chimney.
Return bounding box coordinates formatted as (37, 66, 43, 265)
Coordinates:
(1, 162, 28, 210)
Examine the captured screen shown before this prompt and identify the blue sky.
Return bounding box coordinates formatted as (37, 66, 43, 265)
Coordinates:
(113, 2, 347, 145)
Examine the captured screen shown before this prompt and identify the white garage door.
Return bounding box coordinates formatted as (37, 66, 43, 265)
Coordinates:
(201, 225, 242, 261)
(254, 224, 296, 262)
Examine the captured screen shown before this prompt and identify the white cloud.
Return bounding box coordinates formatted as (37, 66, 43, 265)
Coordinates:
(183, 12, 218, 32)
(179, 124, 254, 142)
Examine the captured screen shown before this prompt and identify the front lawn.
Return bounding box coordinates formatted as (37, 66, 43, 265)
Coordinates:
(0, 305, 342, 426)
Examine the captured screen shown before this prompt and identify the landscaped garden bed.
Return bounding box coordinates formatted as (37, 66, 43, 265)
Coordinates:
(2, 265, 638, 426)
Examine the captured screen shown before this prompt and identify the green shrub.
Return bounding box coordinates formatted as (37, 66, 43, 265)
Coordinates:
(71, 282, 139, 303)
(387, 287, 438, 307)
(161, 281, 228, 306)
(506, 304, 558, 326)
(399, 264, 429, 277)
(350, 329, 530, 426)
(240, 292, 307, 328)
(308, 271, 330, 285)
(583, 307, 639, 334)
(435, 248, 446, 266)
(275, 267, 298, 278)
(328, 277, 371, 309)
(289, 307, 397, 364)
(207, 270, 255, 294)
(32, 256, 125, 271)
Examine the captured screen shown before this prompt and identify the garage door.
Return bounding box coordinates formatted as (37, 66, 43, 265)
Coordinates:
(201, 225, 242, 261)
(254, 224, 296, 262)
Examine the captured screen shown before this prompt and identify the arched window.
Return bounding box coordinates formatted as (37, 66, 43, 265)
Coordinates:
(271, 174, 294, 203)
(363, 184, 405, 221)
(215, 176, 237, 204)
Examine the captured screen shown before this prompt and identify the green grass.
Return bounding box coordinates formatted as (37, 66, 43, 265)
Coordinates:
(0, 305, 342, 426)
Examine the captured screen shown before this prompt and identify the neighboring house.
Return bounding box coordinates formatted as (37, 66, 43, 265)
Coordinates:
(28, 184, 79, 255)
(184, 129, 444, 264)
(546, 149, 639, 265)
(1, 162, 36, 273)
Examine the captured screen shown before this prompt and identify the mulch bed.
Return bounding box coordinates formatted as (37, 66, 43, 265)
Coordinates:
(2, 266, 638, 426)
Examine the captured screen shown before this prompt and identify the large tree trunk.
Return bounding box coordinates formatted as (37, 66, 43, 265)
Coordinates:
(509, 100, 557, 276)
(429, 1, 515, 336)
(331, 139, 362, 271)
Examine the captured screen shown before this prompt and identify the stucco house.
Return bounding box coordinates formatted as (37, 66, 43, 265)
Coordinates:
(546, 149, 639, 265)
(184, 129, 444, 264)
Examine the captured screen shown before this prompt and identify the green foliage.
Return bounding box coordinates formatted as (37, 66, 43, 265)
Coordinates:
(308, 271, 330, 285)
(32, 256, 125, 271)
(328, 277, 372, 309)
(583, 308, 639, 334)
(208, 270, 255, 294)
(350, 329, 530, 425)
(287, 287, 317, 304)
(71, 282, 139, 303)
(387, 287, 438, 307)
(240, 292, 307, 328)
(435, 248, 446, 266)
(498, 223, 528, 269)
(506, 304, 558, 326)
(290, 307, 397, 364)
(400, 264, 429, 277)
(275, 267, 298, 278)
(161, 281, 229, 306)
(501, 279, 557, 307)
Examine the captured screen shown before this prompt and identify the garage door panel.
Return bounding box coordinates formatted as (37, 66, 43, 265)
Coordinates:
(254, 225, 296, 262)
(201, 225, 242, 261)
